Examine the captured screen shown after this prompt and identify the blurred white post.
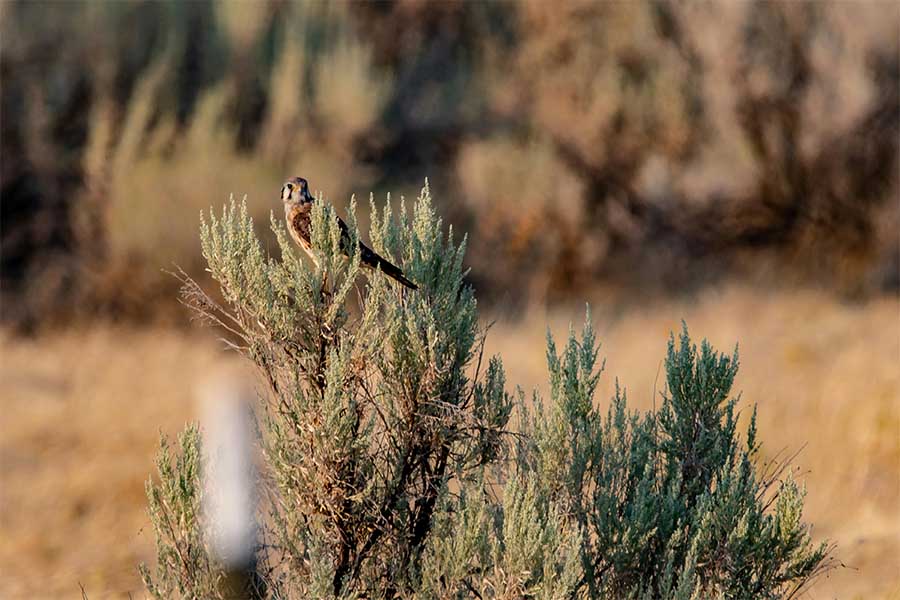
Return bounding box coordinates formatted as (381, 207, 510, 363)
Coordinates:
(200, 377, 261, 600)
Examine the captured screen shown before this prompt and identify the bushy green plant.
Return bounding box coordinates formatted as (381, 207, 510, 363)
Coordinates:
(506, 320, 831, 599)
(142, 183, 831, 598)
(140, 426, 220, 599)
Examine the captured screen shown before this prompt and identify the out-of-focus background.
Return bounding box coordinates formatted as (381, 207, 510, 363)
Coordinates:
(0, 1, 897, 598)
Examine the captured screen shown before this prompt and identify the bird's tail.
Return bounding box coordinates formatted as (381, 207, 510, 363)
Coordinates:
(360, 244, 418, 289)
(376, 255, 418, 290)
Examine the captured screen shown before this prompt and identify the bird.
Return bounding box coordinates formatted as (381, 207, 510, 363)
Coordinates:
(281, 176, 418, 290)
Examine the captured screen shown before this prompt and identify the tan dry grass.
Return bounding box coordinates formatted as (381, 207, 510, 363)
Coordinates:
(0, 327, 239, 599)
(0, 286, 897, 598)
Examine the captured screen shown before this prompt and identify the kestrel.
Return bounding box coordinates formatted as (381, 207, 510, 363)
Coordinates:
(281, 176, 418, 290)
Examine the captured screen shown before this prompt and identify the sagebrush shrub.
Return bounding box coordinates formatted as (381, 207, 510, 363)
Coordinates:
(142, 183, 830, 599)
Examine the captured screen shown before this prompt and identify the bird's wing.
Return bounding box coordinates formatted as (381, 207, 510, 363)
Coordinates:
(289, 205, 314, 252)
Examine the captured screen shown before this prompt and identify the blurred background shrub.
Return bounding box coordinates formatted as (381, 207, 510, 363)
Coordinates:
(2, 0, 898, 331)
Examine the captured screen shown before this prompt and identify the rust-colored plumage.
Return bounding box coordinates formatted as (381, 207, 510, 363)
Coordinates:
(281, 176, 418, 290)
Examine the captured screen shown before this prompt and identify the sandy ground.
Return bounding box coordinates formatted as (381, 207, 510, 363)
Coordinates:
(1, 286, 898, 599)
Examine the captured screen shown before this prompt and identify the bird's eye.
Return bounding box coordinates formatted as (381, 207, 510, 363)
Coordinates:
(286, 183, 294, 190)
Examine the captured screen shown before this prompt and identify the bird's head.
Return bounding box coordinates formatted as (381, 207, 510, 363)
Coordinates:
(281, 177, 314, 206)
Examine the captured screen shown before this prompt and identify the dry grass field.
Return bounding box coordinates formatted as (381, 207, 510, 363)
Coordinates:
(1, 285, 897, 599)
(0, 327, 236, 598)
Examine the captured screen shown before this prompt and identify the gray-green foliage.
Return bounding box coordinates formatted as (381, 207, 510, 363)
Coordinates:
(140, 426, 220, 599)
(509, 320, 831, 600)
(142, 183, 830, 599)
